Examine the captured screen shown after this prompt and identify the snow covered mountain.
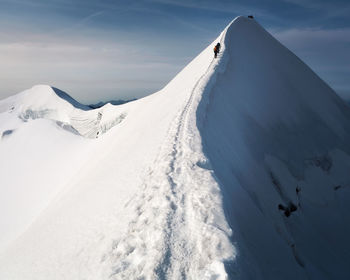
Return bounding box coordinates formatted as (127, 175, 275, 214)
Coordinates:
(1, 16, 350, 280)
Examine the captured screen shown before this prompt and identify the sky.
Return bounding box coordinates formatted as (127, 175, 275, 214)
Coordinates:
(0, 0, 349, 104)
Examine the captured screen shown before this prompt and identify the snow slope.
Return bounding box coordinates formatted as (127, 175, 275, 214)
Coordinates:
(0, 22, 233, 279)
(1, 16, 350, 280)
(0, 85, 128, 138)
(199, 17, 350, 279)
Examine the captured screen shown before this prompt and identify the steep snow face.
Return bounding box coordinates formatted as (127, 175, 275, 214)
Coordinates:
(200, 16, 350, 279)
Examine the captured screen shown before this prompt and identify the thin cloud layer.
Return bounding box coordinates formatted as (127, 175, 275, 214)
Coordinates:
(0, 29, 191, 103)
(0, 0, 349, 102)
(272, 27, 350, 98)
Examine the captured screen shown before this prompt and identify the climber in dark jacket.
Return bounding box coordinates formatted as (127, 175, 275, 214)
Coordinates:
(214, 42, 221, 58)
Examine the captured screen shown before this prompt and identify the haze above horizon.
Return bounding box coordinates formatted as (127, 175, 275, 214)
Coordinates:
(0, 0, 349, 103)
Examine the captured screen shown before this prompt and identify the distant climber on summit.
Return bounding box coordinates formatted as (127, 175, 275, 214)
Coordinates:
(214, 42, 221, 58)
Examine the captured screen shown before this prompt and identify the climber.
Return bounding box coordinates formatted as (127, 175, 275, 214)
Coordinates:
(214, 42, 221, 58)
(278, 202, 298, 217)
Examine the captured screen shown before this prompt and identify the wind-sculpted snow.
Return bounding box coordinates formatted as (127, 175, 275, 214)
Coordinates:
(1, 16, 350, 280)
(0, 85, 128, 139)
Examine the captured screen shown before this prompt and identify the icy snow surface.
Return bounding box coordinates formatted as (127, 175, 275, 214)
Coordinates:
(1, 16, 350, 280)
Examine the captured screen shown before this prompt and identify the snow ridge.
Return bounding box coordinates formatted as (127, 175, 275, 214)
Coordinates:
(200, 16, 350, 279)
(3, 15, 349, 280)
(103, 26, 234, 280)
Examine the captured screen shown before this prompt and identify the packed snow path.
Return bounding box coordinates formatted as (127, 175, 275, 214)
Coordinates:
(0, 18, 234, 280)
(104, 30, 233, 280)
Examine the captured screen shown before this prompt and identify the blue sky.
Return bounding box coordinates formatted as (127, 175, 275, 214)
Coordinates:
(0, 0, 349, 103)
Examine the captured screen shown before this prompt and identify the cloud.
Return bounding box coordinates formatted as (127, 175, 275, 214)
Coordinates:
(282, 0, 350, 19)
(270, 27, 350, 68)
(146, 0, 262, 15)
(1, 0, 349, 102)
(271, 27, 350, 47)
(271, 27, 350, 98)
(0, 30, 185, 103)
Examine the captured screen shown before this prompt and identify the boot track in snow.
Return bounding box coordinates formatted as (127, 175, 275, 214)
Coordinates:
(105, 33, 234, 280)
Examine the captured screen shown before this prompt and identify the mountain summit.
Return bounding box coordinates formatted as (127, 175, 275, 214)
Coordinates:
(201, 16, 350, 279)
(1, 16, 350, 280)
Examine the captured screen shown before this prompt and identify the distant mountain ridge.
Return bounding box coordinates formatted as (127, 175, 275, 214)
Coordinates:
(88, 99, 136, 109)
(52, 86, 136, 109)
(0, 85, 130, 138)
